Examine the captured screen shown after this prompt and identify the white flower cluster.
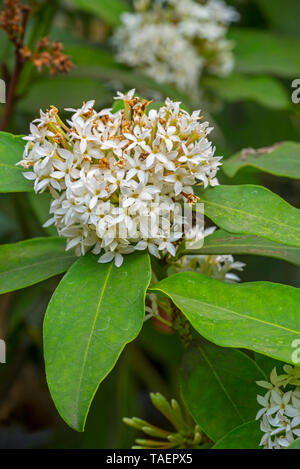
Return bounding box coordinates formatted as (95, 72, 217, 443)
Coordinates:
(113, 0, 239, 93)
(18, 90, 222, 267)
(256, 366, 300, 449)
(177, 253, 245, 282)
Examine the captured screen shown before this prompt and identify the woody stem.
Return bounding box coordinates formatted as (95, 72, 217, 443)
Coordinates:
(0, 7, 29, 131)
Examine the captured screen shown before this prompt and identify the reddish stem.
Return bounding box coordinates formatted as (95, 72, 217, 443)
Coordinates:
(0, 7, 30, 131)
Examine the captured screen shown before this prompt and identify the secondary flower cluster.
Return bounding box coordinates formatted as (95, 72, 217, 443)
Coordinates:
(175, 227, 245, 282)
(256, 366, 300, 449)
(177, 254, 245, 282)
(19, 90, 222, 267)
(113, 0, 239, 93)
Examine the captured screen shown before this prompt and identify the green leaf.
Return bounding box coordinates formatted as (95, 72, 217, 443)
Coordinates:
(64, 45, 122, 70)
(0, 131, 32, 193)
(203, 74, 290, 110)
(185, 229, 300, 268)
(195, 185, 300, 248)
(72, 67, 192, 110)
(212, 420, 262, 449)
(223, 142, 300, 179)
(151, 272, 300, 364)
(255, 353, 285, 377)
(71, 0, 129, 26)
(44, 251, 151, 431)
(18, 77, 112, 115)
(181, 340, 264, 441)
(61, 45, 192, 109)
(288, 438, 300, 449)
(229, 28, 300, 77)
(255, 0, 300, 37)
(0, 237, 76, 294)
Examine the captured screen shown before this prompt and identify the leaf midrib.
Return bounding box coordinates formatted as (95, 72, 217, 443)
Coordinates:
(203, 200, 300, 234)
(75, 261, 113, 417)
(153, 288, 300, 335)
(197, 344, 244, 425)
(196, 241, 294, 253)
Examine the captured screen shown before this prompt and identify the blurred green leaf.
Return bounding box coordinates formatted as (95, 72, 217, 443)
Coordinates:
(212, 420, 261, 449)
(185, 229, 300, 267)
(0, 209, 19, 242)
(44, 251, 151, 431)
(28, 192, 57, 236)
(214, 102, 298, 153)
(151, 272, 300, 363)
(18, 77, 112, 114)
(223, 142, 300, 179)
(255, 0, 300, 37)
(203, 74, 290, 110)
(196, 185, 300, 247)
(181, 340, 264, 441)
(64, 45, 122, 69)
(0, 132, 32, 193)
(62, 45, 192, 108)
(230, 28, 300, 77)
(138, 322, 184, 365)
(71, 0, 129, 26)
(0, 30, 14, 65)
(0, 237, 76, 294)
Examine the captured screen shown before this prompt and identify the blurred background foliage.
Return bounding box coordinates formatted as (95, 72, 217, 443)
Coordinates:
(0, 0, 299, 448)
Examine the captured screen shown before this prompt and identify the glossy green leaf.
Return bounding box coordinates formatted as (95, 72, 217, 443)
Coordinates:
(229, 28, 300, 77)
(181, 340, 264, 441)
(223, 142, 300, 179)
(212, 420, 262, 449)
(151, 272, 300, 363)
(0, 237, 76, 294)
(288, 438, 300, 449)
(195, 185, 300, 248)
(0, 131, 32, 193)
(185, 229, 300, 267)
(71, 0, 129, 26)
(44, 252, 151, 431)
(203, 74, 290, 110)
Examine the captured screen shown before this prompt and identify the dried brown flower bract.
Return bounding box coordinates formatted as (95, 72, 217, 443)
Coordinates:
(0, 1, 73, 74)
(0, 0, 29, 46)
(19, 37, 74, 75)
(0, 0, 74, 130)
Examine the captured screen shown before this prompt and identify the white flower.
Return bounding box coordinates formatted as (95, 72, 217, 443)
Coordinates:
(114, 89, 136, 101)
(19, 91, 222, 267)
(256, 366, 300, 449)
(256, 391, 271, 420)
